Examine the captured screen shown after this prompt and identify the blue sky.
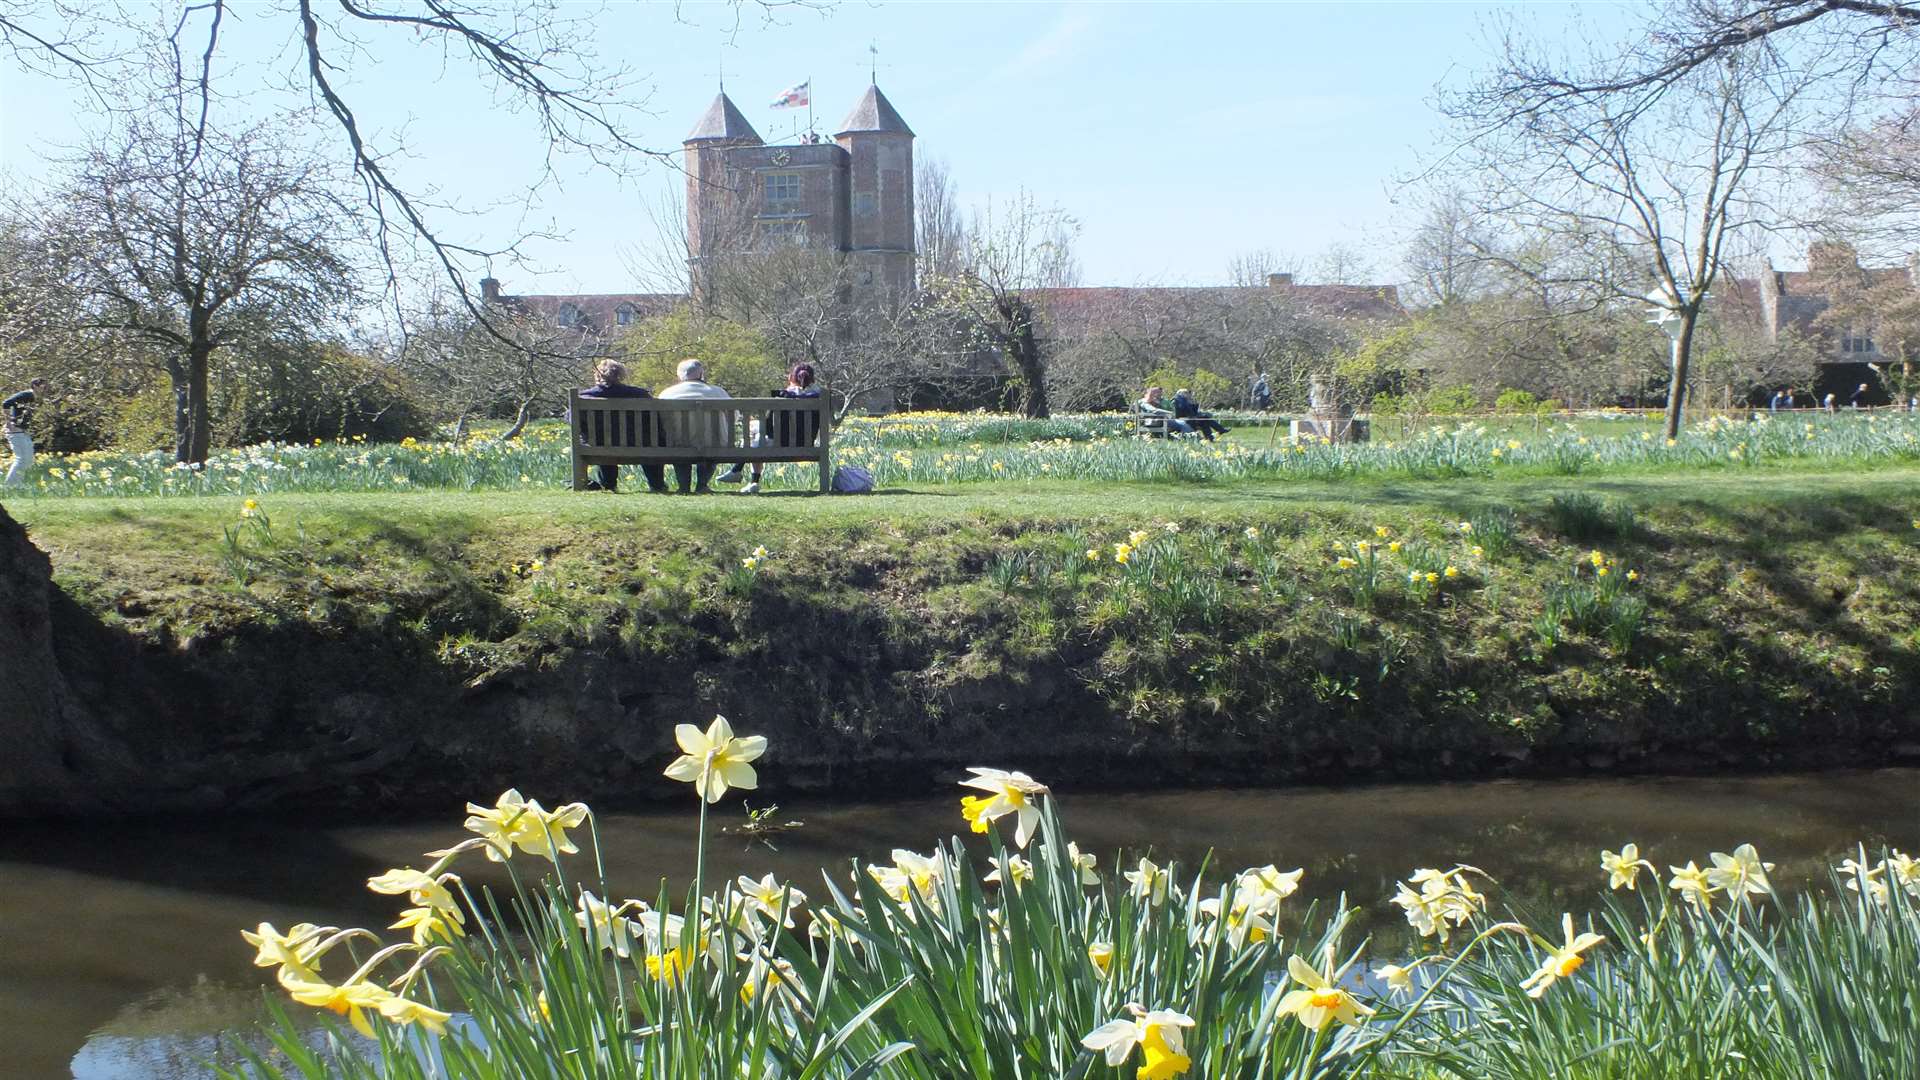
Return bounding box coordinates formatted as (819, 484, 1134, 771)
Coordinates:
(0, 1, 1643, 294)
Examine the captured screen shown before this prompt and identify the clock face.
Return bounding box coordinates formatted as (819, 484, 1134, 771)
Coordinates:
(771, 149, 792, 166)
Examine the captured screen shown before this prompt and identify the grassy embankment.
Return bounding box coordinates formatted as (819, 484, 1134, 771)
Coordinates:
(14, 459, 1920, 806)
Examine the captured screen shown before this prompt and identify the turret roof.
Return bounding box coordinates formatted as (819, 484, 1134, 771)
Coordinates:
(835, 84, 913, 137)
(686, 92, 762, 144)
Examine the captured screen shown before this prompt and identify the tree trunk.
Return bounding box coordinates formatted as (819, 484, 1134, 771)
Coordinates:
(175, 306, 215, 465)
(1662, 310, 1699, 440)
(1002, 295, 1049, 419)
(497, 399, 533, 442)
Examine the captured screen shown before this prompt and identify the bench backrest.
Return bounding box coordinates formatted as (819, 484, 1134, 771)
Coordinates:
(571, 392, 830, 456)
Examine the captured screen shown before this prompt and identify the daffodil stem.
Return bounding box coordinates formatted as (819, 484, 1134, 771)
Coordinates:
(1354, 921, 1531, 1063)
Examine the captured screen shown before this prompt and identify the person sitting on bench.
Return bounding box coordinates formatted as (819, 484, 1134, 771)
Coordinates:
(656, 358, 732, 494)
(717, 363, 821, 494)
(1138, 386, 1194, 437)
(578, 360, 665, 493)
(1171, 387, 1229, 442)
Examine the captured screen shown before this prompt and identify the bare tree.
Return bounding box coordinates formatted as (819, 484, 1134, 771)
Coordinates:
(925, 192, 1081, 418)
(12, 100, 362, 463)
(1401, 187, 1494, 308)
(1442, 32, 1816, 437)
(1310, 242, 1375, 286)
(916, 156, 965, 283)
(1227, 248, 1303, 288)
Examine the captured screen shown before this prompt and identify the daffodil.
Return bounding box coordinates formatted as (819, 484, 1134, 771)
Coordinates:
(1066, 841, 1100, 885)
(283, 976, 395, 1038)
(1087, 547, 1102, 562)
(463, 789, 591, 861)
(1125, 856, 1170, 907)
(1378, 963, 1413, 995)
(392, 904, 465, 946)
(1601, 844, 1655, 890)
(736, 873, 806, 926)
(663, 715, 768, 803)
(574, 890, 643, 957)
(1669, 861, 1716, 909)
(378, 994, 453, 1033)
(367, 868, 459, 913)
(241, 922, 326, 981)
(1081, 1005, 1196, 1080)
(984, 854, 1034, 889)
(1520, 913, 1606, 998)
(1244, 526, 1261, 540)
(1374, 525, 1391, 538)
(1276, 952, 1375, 1032)
(1129, 529, 1150, 546)
(958, 767, 1048, 847)
(1706, 844, 1775, 898)
(1443, 565, 1460, 579)
(1088, 941, 1114, 975)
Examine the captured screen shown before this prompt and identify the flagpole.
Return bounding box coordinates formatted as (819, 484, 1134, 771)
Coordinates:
(807, 74, 813, 138)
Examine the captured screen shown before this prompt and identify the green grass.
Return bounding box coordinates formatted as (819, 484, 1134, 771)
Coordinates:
(13, 463, 1920, 811)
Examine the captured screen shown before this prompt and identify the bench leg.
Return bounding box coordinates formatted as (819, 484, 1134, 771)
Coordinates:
(572, 455, 589, 491)
(818, 456, 831, 493)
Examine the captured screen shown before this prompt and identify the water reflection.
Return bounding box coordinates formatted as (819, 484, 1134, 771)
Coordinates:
(5, 769, 1913, 1079)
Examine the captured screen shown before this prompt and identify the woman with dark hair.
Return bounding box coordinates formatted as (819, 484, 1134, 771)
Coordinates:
(717, 364, 821, 493)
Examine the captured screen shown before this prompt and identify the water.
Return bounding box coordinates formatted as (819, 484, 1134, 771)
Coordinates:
(6, 769, 1917, 1079)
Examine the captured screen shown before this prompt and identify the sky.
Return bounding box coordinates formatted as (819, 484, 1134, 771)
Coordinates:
(0, 1, 1650, 295)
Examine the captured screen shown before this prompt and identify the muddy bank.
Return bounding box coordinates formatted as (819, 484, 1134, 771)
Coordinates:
(5, 500, 1919, 817)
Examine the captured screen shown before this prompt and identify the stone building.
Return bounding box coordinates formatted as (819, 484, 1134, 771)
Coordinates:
(1727, 242, 1918, 402)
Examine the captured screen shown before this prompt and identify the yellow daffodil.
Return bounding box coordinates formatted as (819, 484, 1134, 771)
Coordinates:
(1115, 543, 1134, 564)
(663, 715, 768, 803)
(1706, 844, 1775, 898)
(1087, 548, 1102, 562)
(958, 767, 1048, 847)
(1125, 857, 1170, 907)
(1387, 540, 1403, 554)
(1336, 556, 1358, 570)
(241, 922, 325, 981)
(378, 994, 453, 1033)
(1627, 569, 1640, 581)
(1443, 565, 1460, 579)
(1839, 856, 1889, 905)
(283, 976, 395, 1038)
(463, 789, 590, 861)
(367, 868, 459, 912)
(1471, 545, 1485, 558)
(1668, 861, 1716, 909)
(1520, 913, 1606, 998)
(1081, 1005, 1196, 1080)
(1601, 844, 1655, 890)
(752, 545, 769, 558)
(1128, 529, 1150, 546)
(528, 559, 544, 572)
(392, 904, 465, 946)
(1424, 572, 1439, 584)
(1088, 941, 1114, 975)
(1457, 522, 1473, 534)
(1374, 525, 1391, 538)
(1244, 526, 1261, 540)
(1276, 952, 1375, 1032)
(1588, 550, 1607, 568)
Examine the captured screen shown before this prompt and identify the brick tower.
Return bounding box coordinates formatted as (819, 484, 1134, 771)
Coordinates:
(683, 91, 763, 294)
(835, 83, 916, 299)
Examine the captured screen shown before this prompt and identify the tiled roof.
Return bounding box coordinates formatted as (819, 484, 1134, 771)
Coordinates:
(687, 93, 762, 144)
(496, 292, 685, 336)
(836, 84, 913, 137)
(1028, 283, 1405, 334)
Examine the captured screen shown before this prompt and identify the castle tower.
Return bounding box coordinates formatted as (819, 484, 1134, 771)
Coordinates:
(684, 92, 763, 291)
(835, 84, 915, 299)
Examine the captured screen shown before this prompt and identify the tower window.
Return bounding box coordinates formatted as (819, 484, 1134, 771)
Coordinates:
(764, 172, 802, 212)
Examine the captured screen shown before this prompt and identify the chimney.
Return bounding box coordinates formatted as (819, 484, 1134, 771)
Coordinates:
(480, 277, 501, 303)
(1267, 272, 1294, 288)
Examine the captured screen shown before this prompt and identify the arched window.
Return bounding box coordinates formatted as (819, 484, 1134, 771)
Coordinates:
(557, 303, 583, 328)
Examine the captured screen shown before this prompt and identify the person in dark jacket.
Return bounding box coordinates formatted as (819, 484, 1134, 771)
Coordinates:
(1171, 388, 1229, 442)
(4, 377, 48, 488)
(717, 363, 822, 493)
(1850, 382, 1871, 409)
(578, 360, 666, 493)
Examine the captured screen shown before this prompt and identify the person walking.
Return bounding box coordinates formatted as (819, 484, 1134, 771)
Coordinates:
(1251, 372, 1273, 411)
(3, 377, 48, 488)
(1850, 382, 1871, 410)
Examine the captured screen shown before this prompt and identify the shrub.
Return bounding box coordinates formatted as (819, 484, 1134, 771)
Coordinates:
(1545, 492, 1636, 543)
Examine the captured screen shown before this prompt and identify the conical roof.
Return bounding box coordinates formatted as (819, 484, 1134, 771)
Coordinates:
(835, 84, 913, 137)
(686, 92, 762, 144)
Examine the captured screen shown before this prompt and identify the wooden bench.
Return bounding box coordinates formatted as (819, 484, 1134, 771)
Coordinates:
(570, 392, 833, 493)
(1131, 403, 1188, 439)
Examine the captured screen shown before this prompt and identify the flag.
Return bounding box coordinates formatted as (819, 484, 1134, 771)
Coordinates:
(770, 81, 809, 110)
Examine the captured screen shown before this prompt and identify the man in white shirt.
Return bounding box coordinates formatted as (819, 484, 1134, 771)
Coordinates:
(656, 358, 732, 493)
